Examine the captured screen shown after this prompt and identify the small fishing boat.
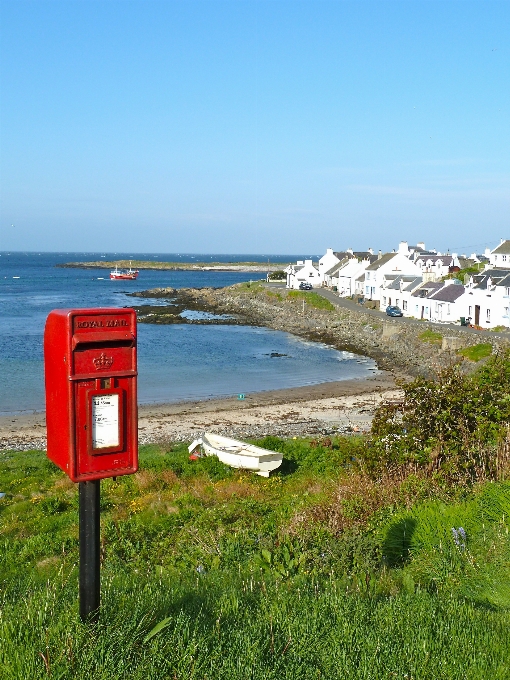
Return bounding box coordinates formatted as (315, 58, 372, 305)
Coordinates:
(110, 263, 139, 280)
(188, 433, 283, 477)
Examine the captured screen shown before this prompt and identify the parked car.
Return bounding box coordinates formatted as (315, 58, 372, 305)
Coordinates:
(299, 282, 313, 290)
(386, 305, 403, 317)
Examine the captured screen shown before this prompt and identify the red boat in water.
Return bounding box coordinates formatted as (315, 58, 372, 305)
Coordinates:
(110, 265, 139, 280)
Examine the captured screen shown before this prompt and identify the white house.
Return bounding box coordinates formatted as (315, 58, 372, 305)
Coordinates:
(318, 249, 345, 284)
(463, 268, 510, 328)
(334, 256, 374, 297)
(323, 257, 350, 288)
(414, 254, 460, 280)
(285, 260, 321, 289)
(489, 240, 510, 268)
(363, 252, 421, 303)
(381, 276, 422, 313)
(428, 281, 467, 324)
(407, 281, 445, 321)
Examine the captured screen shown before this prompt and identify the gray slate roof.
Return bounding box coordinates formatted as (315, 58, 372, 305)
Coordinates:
(365, 253, 396, 270)
(472, 268, 510, 289)
(412, 282, 444, 298)
(491, 240, 510, 255)
(353, 251, 378, 263)
(385, 275, 420, 291)
(415, 255, 453, 265)
(403, 277, 423, 292)
(429, 284, 465, 303)
(324, 257, 350, 277)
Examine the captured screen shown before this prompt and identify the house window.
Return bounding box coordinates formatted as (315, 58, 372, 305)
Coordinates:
(388, 298, 391, 305)
(415, 305, 419, 314)
(505, 307, 509, 317)
(403, 301, 407, 311)
(447, 304, 450, 315)
(309, 273, 314, 277)
(365, 286, 370, 295)
(469, 306, 472, 315)
(396, 299, 399, 307)
(487, 309, 491, 323)
(506, 288, 510, 297)
(382, 297, 386, 306)
(503, 255, 507, 262)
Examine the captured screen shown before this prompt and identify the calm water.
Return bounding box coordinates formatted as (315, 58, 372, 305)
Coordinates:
(0, 252, 377, 413)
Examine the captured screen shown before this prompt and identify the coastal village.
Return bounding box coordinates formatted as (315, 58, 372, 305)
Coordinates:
(285, 239, 510, 329)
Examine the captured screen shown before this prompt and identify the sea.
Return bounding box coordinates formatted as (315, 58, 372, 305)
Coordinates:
(0, 252, 378, 414)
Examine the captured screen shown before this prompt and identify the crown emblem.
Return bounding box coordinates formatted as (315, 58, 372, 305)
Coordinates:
(93, 353, 114, 370)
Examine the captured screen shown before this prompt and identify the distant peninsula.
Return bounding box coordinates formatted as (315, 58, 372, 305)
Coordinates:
(56, 260, 289, 272)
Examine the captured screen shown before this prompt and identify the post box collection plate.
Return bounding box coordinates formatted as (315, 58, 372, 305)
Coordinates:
(44, 308, 138, 482)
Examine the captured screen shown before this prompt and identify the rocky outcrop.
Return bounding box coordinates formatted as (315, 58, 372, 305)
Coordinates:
(132, 285, 510, 378)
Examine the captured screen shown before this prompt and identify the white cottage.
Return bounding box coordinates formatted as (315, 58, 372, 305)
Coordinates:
(318, 249, 345, 284)
(285, 260, 321, 289)
(489, 240, 510, 268)
(414, 254, 460, 280)
(363, 252, 421, 303)
(334, 257, 374, 297)
(463, 268, 510, 328)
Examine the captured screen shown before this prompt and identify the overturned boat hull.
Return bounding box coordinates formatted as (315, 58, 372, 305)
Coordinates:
(188, 433, 282, 477)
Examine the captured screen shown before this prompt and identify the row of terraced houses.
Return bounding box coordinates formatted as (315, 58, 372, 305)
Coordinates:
(284, 240, 510, 330)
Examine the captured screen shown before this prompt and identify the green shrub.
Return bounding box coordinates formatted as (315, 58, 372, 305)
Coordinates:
(268, 270, 286, 280)
(365, 352, 510, 479)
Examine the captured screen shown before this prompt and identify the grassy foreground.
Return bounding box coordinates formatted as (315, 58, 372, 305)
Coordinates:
(1, 438, 509, 679)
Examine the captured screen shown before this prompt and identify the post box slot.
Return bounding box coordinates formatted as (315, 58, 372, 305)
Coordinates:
(72, 332, 135, 349)
(73, 339, 135, 351)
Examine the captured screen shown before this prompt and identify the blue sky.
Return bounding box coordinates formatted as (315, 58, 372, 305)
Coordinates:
(0, 0, 509, 255)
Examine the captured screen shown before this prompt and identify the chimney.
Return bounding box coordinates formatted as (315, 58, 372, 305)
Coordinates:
(378, 250, 382, 260)
(368, 248, 373, 255)
(417, 242, 425, 250)
(398, 241, 409, 256)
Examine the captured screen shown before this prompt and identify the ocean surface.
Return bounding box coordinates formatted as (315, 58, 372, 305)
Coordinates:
(0, 252, 378, 414)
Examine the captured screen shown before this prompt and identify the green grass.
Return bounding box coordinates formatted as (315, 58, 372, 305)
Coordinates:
(1, 441, 509, 678)
(418, 329, 443, 345)
(287, 290, 335, 311)
(458, 343, 493, 362)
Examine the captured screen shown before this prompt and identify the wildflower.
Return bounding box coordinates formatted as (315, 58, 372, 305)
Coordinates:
(452, 527, 466, 551)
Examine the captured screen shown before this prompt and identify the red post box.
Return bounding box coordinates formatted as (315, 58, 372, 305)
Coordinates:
(44, 308, 138, 482)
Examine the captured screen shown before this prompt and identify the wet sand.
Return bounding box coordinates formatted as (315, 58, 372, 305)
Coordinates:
(0, 372, 399, 451)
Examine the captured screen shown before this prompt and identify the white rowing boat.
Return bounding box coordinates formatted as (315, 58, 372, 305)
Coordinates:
(188, 433, 283, 477)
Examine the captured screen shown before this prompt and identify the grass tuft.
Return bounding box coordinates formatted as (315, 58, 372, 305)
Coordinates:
(418, 329, 443, 345)
(458, 343, 493, 361)
(287, 290, 335, 310)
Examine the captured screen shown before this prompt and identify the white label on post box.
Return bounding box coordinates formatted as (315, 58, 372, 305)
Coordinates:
(92, 394, 119, 448)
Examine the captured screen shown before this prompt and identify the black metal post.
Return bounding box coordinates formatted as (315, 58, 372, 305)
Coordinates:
(79, 480, 101, 623)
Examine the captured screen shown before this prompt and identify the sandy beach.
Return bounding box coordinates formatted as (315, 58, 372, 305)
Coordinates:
(0, 372, 399, 451)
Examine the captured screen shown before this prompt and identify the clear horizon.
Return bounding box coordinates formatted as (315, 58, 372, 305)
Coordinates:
(1, 1, 509, 255)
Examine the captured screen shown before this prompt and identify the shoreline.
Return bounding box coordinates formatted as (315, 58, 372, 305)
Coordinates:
(0, 372, 396, 451)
